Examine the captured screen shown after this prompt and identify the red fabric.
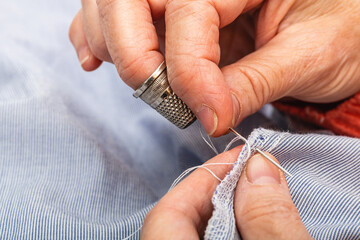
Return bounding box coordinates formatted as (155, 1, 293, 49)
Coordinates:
(273, 92, 360, 138)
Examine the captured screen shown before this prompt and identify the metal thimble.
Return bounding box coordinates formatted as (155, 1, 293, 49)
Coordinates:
(133, 61, 196, 129)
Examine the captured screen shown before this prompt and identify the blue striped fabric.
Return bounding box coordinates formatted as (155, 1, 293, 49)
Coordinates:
(276, 131, 360, 239)
(206, 128, 360, 239)
(1, 0, 360, 239)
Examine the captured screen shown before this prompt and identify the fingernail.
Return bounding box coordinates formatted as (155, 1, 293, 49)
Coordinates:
(246, 154, 281, 185)
(196, 104, 218, 136)
(231, 92, 241, 127)
(78, 46, 90, 65)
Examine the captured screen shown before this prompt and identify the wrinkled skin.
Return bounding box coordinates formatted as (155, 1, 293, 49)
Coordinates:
(140, 147, 312, 239)
(69, 0, 360, 136)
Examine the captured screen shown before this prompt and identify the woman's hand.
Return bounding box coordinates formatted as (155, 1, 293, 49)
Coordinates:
(69, 0, 360, 136)
(141, 147, 311, 239)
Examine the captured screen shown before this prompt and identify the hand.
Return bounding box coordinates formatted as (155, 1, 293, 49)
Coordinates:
(141, 147, 311, 239)
(69, 0, 360, 136)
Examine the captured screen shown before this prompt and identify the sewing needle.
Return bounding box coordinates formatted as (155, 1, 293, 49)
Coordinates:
(229, 128, 293, 177)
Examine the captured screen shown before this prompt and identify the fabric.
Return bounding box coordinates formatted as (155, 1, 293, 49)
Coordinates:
(205, 128, 360, 239)
(0, 1, 276, 239)
(1, 1, 360, 240)
(273, 93, 360, 138)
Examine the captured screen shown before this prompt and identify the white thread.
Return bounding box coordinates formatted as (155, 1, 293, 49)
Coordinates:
(123, 228, 140, 240)
(123, 131, 251, 240)
(122, 162, 236, 240)
(224, 135, 244, 153)
(228, 130, 252, 160)
(168, 162, 236, 191)
(200, 127, 251, 157)
(200, 128, 219, 155)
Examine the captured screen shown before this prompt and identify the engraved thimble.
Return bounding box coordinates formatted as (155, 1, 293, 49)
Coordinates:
(133, 61, 196, 129)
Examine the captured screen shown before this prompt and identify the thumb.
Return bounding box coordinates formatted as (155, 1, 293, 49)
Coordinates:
(234, 153, 312, 240)
(221, 23, 327, 124)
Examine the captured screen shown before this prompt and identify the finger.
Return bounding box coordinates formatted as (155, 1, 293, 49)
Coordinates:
(221, 38, 292, 123)
(69, 9, 102, 71)
(221, 19, 337, 124)
(164, 0, 264, 136)
(255, 0, 295, 49)
(234, 153, 311, 239)
(147, 0, 167, 20)
(141, 146, 242, 239)
(96, 0, 165, 89)
(82, 0, 112, 62)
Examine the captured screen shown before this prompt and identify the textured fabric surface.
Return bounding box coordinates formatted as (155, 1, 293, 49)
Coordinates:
(0, 0, 275, 239)
(2, 1, 360, 240)
(274, 93, 360, 138)
(205, 128, 360, 239)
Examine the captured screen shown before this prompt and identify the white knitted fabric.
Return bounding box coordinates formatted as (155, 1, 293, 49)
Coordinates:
(204, 128, 283, 239)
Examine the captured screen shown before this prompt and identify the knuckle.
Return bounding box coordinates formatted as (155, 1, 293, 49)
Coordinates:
(167, 57, 196, 97)
(236, 65, 274, 106)
(96, 0, 116, 18)
(165, 0, 219, 26)
(168, 71, 194, 102)
(168, 57, 213, 99)
(115, 51, 154, 84)
(166, 0, 213, 12)
(165, 0, 187, 13)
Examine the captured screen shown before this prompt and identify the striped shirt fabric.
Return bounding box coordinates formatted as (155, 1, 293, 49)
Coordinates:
(206, 128, 360, 239)
(1, 0, 360, 239)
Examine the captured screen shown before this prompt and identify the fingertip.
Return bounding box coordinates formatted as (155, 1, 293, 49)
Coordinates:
(196, 104, 218, 136)
(69, 9, 102, 71)
(245, 153, 282, 185)
(81, 57, 103, 72)
(208, 111, 233, 137)
(79, 47, 103, 71)
(234, 153, 311, 239)
(194, 100, 234, 138)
